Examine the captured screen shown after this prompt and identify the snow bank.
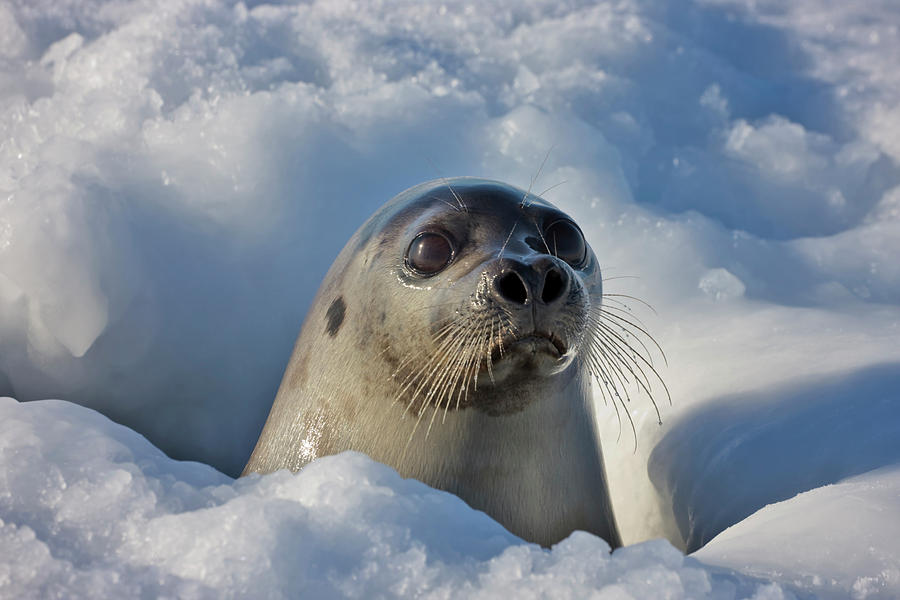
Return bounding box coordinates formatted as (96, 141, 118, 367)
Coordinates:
(697, 466, 900, 599)
(0, 398, 790, 599)
(650, 363, 900, 552)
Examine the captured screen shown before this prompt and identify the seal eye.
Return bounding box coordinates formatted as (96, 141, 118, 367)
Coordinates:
(545, 220, 586, 268)
(406, 232, 454, 275)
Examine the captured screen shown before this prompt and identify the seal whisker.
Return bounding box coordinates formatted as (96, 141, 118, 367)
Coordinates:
(470, 315, 494, 389)
(454, 323, 483, 412)
(587, 341, 640, 447)
(429, 319, 484, 430)
(497, 311, 512, 357)
(431, 196, 462, 212)
(427, 312, 489, 432)
(521, 145, 555, 208)
(585, 334, 637, 403)
(391, 321, 456, 387)
(426, 331, 470, 406)
(497, 220, 518, 260)
(582, 346, 634, 446)
(429, 172, 467, 213)
(444, 317, 489, 422)
(424, 156, 468, 212)
(538, 180, 567, 198)
(399, 301, 467, 316)
(391, 335, 453, 389)
(584, 290, 670, 448)
(446, 182, 468, 213)
(414, 325, 472, 406)
(591, 311, 659, 370)
(428, 314, 485, 408)
(449, 337, 476, 414)
(591, 313, 670, 406)
(595, 308, 668, 368)
(406, 324, 474, 441)
(587, 319, 666, 425)
(485, 316, 497, 384)
(533, 216, 552, 255)
(394, 322, 467, 410)
(600, 293, 659, 316)
(588, 319, 657, 398)
(427, 346, 468, 433)
(397, 291, 504, 429)
(592, 302, 652, 332)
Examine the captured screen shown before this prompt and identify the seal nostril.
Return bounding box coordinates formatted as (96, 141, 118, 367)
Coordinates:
(541, 268, 566, 304)
(496, 271, 528, 305)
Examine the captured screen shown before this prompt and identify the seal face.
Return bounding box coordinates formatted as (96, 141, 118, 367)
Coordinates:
(244, 178, 625, 547)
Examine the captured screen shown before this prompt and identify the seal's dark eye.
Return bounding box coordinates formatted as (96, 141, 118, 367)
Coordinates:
(406, 232, 454, 275)
(545, 220, 586, 267)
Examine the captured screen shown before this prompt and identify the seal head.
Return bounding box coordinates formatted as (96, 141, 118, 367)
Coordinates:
(244, 178, 622, 547)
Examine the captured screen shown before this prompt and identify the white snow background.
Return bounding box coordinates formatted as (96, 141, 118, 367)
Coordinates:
(1, 0, 899, 598)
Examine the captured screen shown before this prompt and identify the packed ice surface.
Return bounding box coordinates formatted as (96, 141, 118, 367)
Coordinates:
(1, 0, 899, 597)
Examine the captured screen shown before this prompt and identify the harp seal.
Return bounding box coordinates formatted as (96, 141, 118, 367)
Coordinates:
(244, 177, 659, 548)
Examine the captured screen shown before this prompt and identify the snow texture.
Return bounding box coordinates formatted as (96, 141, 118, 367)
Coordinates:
(696, 466, 900, 600)
(1, 398, 790, 599)
(1, 0, 899, 597)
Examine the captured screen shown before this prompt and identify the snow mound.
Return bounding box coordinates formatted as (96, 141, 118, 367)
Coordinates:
(0, 398, 788, 599)
(698, 466, 900, 600)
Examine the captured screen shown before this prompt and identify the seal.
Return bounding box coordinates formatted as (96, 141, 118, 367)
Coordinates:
(244, 178, 665, 547)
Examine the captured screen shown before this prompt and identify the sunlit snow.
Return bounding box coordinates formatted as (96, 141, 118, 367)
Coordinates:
(1, 0, 899, 597)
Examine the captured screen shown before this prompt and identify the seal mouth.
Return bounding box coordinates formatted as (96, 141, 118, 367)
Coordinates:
(490, 331, 568, 363)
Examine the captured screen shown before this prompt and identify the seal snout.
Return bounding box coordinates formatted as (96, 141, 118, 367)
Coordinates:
(487, 258, 575, 367)
(492, 259, 570, 307)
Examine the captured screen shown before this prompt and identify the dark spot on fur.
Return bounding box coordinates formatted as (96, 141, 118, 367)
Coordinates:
(325, 296, 345, 337)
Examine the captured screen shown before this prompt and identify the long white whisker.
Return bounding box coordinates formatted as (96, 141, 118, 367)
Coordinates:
(498, 220, 518, 260)
(522, 145, 555, 208)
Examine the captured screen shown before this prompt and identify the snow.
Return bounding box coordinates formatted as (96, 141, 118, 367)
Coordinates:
(695, 466, 900, 599)
(1, 0, 899, 597)
(0, 398, 785, 599)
